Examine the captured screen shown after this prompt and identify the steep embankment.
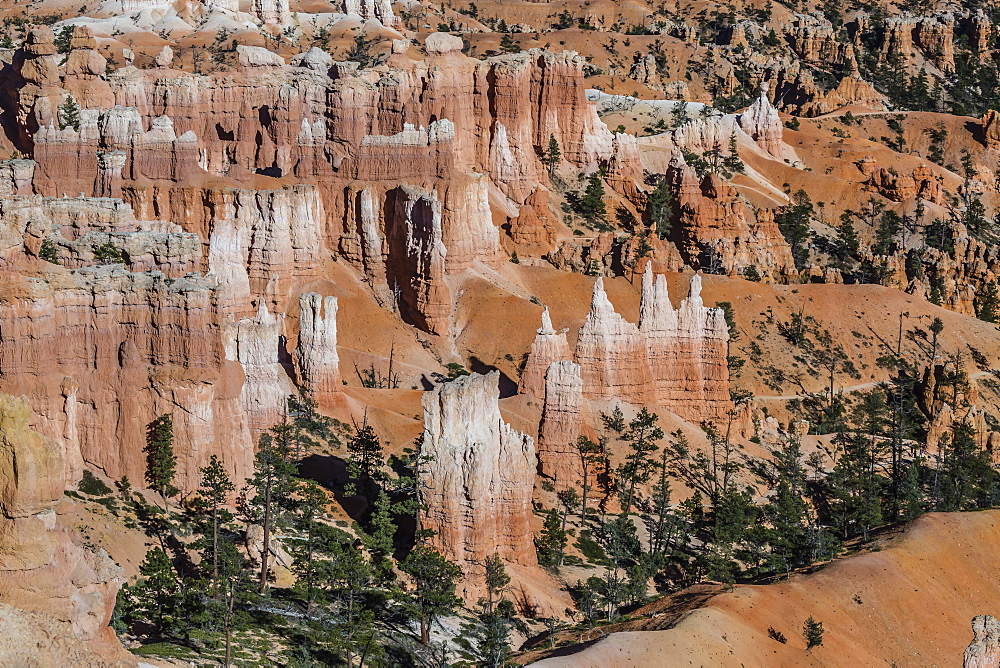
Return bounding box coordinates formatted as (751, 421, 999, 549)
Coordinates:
(533, 511, 1000, 667)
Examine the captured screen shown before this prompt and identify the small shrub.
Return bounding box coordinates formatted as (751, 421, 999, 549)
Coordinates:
(574, 530, 608, 565)
(79, 469, 113, 496)
(445, 362, 469, 379)
(93, 242, 124, 264)
(38, 239, 58, 263)
(803, 616, 824, 649)
(767, 626, 787, 643)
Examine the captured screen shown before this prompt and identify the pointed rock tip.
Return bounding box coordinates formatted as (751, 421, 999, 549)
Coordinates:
(538, 307, 555, 335)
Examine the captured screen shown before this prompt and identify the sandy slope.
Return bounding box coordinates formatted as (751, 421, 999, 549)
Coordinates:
(532, 511, 1000, 667)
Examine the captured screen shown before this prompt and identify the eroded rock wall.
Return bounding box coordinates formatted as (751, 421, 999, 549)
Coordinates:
(419, 372, 537, 569)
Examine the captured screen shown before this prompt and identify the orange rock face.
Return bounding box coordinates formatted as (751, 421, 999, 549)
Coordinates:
(0, 265, 253, 493)
(669, 153, 796, 279)
(419, 372, 537, 569)
(520, 307, 573, 398)
(0, 394, 128, 663)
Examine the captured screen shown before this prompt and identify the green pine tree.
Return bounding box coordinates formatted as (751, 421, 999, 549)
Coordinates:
(975, 281, 999, 323)
(39, 239, 58, 263)
(58, 94, 81, 131)
(803, 616, 824, 649)
(579, 173, 608, 225)
(245, 426, 299, 595)
(647, 177, 673, 239)
(617, 408, 663, 515)
(543, 134, 562, 174)
(195, 454, 235, 584)
(400, 544, 462, 644)
(133, 547, 179, 635)
(144, 415, 178, 512)
(536, 508, 568, 566)
(346, 421, 384, 497)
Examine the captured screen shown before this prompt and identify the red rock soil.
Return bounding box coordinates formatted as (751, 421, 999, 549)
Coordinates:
(523, 510, 1000, 667)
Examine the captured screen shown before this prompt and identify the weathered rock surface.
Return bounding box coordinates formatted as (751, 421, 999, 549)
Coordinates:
(0, 394, 129, 664)
(668, 153, 796, 279)
(224, 303, 294, 436)
(738, 87, 783, 156)
(965, 615, 1000, 668)
(520, 307, 572, 398)
(419, 372, 537, 569)
(524, 268, 732, 424)
(293, 292, 341, 409)
(538, 361, 584, 486)
(576, 278, 655, 404)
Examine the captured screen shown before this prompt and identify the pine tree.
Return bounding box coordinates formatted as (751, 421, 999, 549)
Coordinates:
(400, 545, 462, 644)
(722, 132, 745, 175)
(58, 94, 81, 131)
(359, 490, 396, 582)
(133, 547, 178, 635)
(38, 239, 58, 263)
(93, 241, 124, 264)
(803, 616, 824, 649)
(144, 415, 178, 512)
(499, 33, 519, 53)
(575, 436, 603, 521)
(873, 210, 902, 256)
(775, 190, 813, 271)
(291, 480, 328, 613)
(579, 173, 608, 225)
(759, 436, 811, 575)
(458, 553, 513, 667)
(215, 537, 253, 667)
(924, 218, 954, 253)
(196, 454, 235, 584)
(543, 134, 562, 174)
(647, 177, 673, 239)
(327, 535, 376, 667)
(975, 281, 999, 323)
(617, 408, 663, 515)
(835, 218, 860, 262)
(346, 421, 384, 497)
(536, 508, 567, 566)
(244, 426, 298, 595)
(648, 449, 675, 558)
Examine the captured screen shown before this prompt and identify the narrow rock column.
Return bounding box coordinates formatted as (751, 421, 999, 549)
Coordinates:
(95, 151, 125, 198)
(575, 279, 653, 404)
(738, 85, 783, 156)
(538, 361, 583, 487)
(293, 293, 341, 408)
(418, 372, 537, 569)
(520, 307, 572, 398)
(223, 303, 294, 435)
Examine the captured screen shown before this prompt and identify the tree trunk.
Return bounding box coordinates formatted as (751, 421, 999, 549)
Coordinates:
(259, 476, 272, 595)
(212, 507, 219, 582)
(225, 622, 232, 667)
(420, 615, 429, 644)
